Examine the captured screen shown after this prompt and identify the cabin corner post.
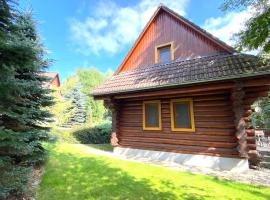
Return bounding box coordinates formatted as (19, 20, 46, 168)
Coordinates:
(231, 83, 248, 158)
(104, 98, 119, 147)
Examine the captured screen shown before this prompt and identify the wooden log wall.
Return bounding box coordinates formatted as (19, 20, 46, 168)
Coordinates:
(116, 92, 240, 158)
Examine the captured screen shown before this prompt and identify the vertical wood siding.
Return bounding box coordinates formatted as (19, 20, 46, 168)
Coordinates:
(117, 92, 239, 158)
(119, 10, 229, 73)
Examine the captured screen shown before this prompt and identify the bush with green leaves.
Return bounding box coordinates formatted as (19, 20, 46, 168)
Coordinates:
(73, 122, 112, 144)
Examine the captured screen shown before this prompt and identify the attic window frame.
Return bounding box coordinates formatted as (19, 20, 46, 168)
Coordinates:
(155, 42, 174, 64)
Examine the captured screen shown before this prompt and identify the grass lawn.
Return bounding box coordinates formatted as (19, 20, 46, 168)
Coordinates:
(37, 143, 270, 200)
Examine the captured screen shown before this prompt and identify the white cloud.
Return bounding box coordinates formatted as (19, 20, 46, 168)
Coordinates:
(203, 7, 254, 47)
(69, 0, 189, 56)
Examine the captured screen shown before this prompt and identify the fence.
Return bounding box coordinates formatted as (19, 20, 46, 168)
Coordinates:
(256, 135, 270, 148)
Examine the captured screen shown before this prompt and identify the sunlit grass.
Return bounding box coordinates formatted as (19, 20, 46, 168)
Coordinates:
(37, 143, 270, 200)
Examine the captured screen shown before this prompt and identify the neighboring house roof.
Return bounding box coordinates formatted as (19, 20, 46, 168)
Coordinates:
(114, 4, 235, 75)
(41, 72, 59, 82)
(39, 72, 60, 87)
(92, 53, 270, 96)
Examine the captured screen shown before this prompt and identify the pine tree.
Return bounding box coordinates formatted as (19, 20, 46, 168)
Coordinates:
(0, 2, 54, 197)
(61, 83, 86, 127)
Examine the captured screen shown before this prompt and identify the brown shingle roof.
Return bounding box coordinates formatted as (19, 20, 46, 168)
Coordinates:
(92, 53, 270, 96)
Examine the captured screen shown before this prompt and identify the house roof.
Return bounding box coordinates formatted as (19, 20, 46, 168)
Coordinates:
(39, 72, 59, 82)
(92, 53, 270, 97)
(114, 4, 235, 75)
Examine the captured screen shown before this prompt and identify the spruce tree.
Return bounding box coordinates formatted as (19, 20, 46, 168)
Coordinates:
(0, 1, 53, 197)
(61, 83, 86, 127)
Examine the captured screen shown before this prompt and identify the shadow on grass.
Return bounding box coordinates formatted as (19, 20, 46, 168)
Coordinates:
(37, 146, 208, 200)
(86, 144, 113, 152)
(37, 144, 270, 200)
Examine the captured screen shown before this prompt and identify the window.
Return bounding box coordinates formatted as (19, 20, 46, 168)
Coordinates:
(155, 42, 174, 63)
(170, 98, 195, 132)
(143, 100, 161, 130)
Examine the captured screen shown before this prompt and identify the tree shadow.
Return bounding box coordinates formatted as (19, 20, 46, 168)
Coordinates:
(38, 147, 177, 200)
(37, 144, 270, 200)
(86, 144, 113, 152)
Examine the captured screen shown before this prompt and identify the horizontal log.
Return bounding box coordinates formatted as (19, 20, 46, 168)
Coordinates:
(195, 113, 233, 117)
(194, 116, 233, 122)
(120, 137, 237, 148)
(246, 136, 256, 144)
(245, 91, 269, 99)
(247, 144, 256, 150)
(120, 91, 230, 102)
(120, 132, 237, 142)
(243, 77, 270, 87)
(246, 129, 255, 136)
(194, 124, 235, 129)
(114, 82, 234, 99)
(194, 106, 232, 112)
(193, 96, 229, 101)
(194, 100, 230, 107)
(244, 85, 270, 93)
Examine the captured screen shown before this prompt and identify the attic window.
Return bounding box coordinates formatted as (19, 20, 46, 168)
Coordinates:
(155, 42, 174, 63)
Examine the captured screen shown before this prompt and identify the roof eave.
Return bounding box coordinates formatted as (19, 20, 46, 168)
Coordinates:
(91, 71, 270, 98)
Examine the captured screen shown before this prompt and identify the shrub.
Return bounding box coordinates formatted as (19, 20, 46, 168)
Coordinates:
(73, 122, 112, 144)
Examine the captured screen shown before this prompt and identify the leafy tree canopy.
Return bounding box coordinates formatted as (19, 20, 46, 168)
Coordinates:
(221, 0, 270, 55)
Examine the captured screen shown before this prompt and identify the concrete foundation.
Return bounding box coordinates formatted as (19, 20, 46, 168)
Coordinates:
(114, 147, 249, 172)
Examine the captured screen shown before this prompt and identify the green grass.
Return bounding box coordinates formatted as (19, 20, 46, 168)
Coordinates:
(37, 143, 270, 200)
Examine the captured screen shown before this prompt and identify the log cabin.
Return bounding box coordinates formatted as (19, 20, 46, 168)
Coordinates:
(92, 5, 270, 171)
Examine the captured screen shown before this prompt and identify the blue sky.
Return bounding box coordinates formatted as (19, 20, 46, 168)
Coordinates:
(18, 0, 252, 82)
